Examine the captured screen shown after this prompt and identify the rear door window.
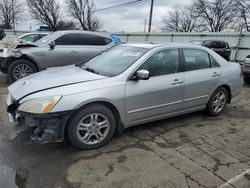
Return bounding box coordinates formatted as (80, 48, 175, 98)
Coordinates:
(210, 55, 220, 67)
(183, 49, 211, 71)
(77, 34, 112, 45)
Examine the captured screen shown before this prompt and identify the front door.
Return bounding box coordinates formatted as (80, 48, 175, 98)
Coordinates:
(42, 34, 80, 68)
(125, 49, 185, 126)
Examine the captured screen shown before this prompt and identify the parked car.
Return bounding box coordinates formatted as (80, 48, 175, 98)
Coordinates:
(186, 39, 231, 61)
(6, 43, 242, 149)
(0, 29, 6, 40)
(19, 32, 49, 43)
(0, 30, 121, 83)
(242, 55, 250, 84)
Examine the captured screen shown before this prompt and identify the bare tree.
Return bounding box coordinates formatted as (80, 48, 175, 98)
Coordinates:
(235, 0, 250, 31)
(66, 0, 101, 31)
(0, 0, 22, 29)
(192, 0, 239, 32)
(56, 20, 76, 30)
(26, 0, 60, 31)
(161, 6, 198, 32)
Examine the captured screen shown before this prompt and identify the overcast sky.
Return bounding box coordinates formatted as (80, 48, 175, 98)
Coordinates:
(16, 0, 191, 32)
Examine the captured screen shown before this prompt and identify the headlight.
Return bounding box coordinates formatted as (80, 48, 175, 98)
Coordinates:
(18, 96, 62, 114)
(3, 49, 22, 58)
(11, 49, 22, 58)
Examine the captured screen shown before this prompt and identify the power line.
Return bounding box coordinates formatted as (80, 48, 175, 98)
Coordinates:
(96, 0, 148, 12)
(95, 0, 126, 5)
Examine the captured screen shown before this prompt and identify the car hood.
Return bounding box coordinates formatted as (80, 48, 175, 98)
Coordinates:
(8, 65, 107, 100)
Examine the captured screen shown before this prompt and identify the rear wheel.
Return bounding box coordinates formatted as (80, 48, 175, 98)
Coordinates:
(206, 87, 228, 117)
(244, 76, 250, 84)
(8, 59, 37, 83)
(67, 104, 116, 149)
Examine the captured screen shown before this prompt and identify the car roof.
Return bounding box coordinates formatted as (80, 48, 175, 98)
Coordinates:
(20, 32, 49, 35)
(121, 43, 163, 49)
(54, 30, 112, 38)
(187, 39, 227, 42)
(19, 32, 49, 38)
(121, 42, 206, 49)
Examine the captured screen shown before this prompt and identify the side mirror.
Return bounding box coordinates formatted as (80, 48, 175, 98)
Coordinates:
(135, 69, 150, 80)
(49, 41, 55, 49)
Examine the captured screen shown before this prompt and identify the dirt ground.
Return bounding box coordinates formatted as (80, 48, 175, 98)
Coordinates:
(0, 72, 250, 188)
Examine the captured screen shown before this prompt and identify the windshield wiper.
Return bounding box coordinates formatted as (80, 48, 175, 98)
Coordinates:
(82, 67, 99, 74)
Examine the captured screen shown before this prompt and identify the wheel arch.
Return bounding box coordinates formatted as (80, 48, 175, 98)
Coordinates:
(65, 101, 125, 136)
(216, 84, 232, 103)
(18, 54, 39, 71)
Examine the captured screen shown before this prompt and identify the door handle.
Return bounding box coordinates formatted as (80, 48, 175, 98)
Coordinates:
(211, 72, 220, 77)
(172, 79, 183, 85)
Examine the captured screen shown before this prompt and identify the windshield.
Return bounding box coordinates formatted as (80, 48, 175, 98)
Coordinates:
(81, 46, 149, 77)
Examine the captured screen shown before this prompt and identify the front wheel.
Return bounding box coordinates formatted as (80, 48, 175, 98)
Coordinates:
(206, 87, 228, 117)
(8, 59, 37, 83)
(67, 104, 116, 149)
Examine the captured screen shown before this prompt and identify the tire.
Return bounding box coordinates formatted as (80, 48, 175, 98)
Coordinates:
(244, 76, 250, 84)
(67, 104, 116, 149)
(8, 59, 37, 83)
(206, 87, 228, 117)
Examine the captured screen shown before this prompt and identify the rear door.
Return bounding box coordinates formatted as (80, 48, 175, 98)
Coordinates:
(182, 48, 221, 110)
(125, 49, 185, 125)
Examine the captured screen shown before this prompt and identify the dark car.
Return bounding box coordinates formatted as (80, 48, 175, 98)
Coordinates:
(186, 39, 231, 61)
(242, 55, 250, 84)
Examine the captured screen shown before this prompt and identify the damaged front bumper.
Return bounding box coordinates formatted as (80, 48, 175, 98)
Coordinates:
(18, 111, 73, 142)
(7, 101, 73, 142)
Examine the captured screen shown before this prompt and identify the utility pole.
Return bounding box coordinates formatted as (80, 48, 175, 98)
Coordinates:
(148, 0, 154, 33)
(12, 0, 16, 33)
(144, 19, 147, 32)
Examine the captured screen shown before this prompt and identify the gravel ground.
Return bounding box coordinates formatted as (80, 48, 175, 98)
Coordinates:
(0, 72, 250, 188)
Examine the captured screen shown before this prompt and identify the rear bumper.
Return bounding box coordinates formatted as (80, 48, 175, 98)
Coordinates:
(242, 66, 250, 77)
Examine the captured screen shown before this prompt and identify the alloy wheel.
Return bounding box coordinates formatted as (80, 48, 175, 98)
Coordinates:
(13, 64, 34, 79)
(76, 113, 110, 145)
(212, 91, 226, 113)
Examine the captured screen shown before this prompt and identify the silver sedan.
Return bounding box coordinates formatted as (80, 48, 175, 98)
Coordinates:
(6, 43, 243, 149)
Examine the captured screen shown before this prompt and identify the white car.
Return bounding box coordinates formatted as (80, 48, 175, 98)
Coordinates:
(19, 32, 49, 43)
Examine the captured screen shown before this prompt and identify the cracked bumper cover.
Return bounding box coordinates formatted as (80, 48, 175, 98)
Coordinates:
(11, 109, 73, 142)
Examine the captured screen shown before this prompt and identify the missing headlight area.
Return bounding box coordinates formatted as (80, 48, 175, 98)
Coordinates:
(18, 111, 73, 142)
